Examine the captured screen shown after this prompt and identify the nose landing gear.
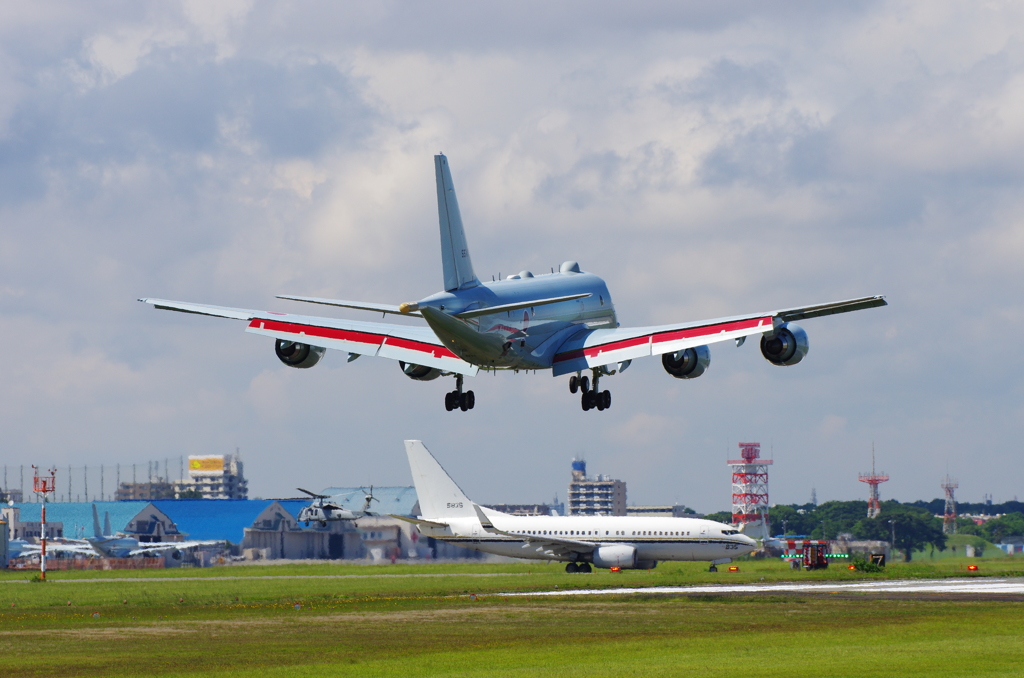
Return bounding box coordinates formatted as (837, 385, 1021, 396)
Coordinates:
(444, 374, 475, 412)
(572, 371, 611, 412)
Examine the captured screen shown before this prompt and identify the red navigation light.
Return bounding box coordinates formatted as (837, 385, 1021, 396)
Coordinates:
(967, 564, 979, 572)
(848, 565, 856, 571)
(610, 566, 621, 572)
(728, 566, 739, 572)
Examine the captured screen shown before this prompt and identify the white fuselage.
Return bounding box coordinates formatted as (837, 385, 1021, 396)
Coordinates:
(416, 513, 757, 566)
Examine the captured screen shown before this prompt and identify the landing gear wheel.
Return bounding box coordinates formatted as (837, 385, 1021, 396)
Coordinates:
(569, 375, 579, 394)
(444, 392, 456, 411)
(601, 390, 611, 410)
(709, 565, 718, 573)
(565, 562, 579, 573)
(459, 392, 470, 411)
(596, 393, 606, 411)
(466, 390, 475, 409)
(580, 376, 590, 393)
(579, 562, 592, 573)
(581, 391, 591, 411)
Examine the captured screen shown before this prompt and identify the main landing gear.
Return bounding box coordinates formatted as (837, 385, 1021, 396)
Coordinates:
(444, 374, 475, 412)
(569, 372, 611, 412)
(565, 562, 593, 573)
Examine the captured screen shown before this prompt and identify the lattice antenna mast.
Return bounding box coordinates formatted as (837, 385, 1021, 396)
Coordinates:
(728, 442, 771, 536)
(32, 466, 57, 581)
(941, 475, 959, 534)
(858, 445, 889, 518)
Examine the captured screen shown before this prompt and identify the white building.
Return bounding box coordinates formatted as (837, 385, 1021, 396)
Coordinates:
(567, 459, 627, 516)
(173, 452, 248, 500)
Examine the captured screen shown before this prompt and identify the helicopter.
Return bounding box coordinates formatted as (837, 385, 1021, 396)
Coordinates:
(296, 487, 379, 527)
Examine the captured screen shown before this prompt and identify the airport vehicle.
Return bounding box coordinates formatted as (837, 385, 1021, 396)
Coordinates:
(296, 487, 379, 526)
(396, 440, 757, 572)
(141, 155, 886, 412)
(19, 505, 223, 560)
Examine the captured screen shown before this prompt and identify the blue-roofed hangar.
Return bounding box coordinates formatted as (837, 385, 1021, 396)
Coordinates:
(2, 489, 480, 567)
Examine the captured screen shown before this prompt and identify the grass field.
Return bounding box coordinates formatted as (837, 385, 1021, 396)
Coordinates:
(2, 558, 1022, 677)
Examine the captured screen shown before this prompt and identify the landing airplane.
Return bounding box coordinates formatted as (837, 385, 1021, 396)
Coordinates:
(21, 505, 224, 560)
(141, 155, 886, 412)
(396, 440, 757, 572)
(296, 487, 379, 526)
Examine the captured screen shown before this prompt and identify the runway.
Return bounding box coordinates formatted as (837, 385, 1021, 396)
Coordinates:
(501, 577, 1024, 599)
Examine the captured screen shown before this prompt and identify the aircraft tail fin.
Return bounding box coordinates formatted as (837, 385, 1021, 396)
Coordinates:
(404, 440, 477, 521)
(104, 511, 112, 537)
(435, 155, 479, 291)
(92, 504, 103, 538)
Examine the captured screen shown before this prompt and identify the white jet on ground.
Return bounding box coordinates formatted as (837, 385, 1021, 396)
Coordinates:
(397, 440, 757, 573)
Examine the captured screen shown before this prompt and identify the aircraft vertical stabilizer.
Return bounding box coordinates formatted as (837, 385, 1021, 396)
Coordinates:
(405, 440, 477, 520)
(104, 511, 112, 538)
(434, 155, 479, 291)
(92, 504, 103, 538)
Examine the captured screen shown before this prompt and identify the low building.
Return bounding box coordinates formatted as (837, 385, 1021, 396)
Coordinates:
(484, 503, 559, 516)
(115, 478, 175, 501)
(568, 459, 626, 516)
(626, 505, 701, 518)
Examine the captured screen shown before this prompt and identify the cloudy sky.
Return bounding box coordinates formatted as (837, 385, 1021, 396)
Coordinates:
(2, 1, 1022, 511)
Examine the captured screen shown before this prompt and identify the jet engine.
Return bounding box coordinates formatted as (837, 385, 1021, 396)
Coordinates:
(661, 345, 710, 379)
(590, 544, 638, 569)
(275, 340, 326, 368)
(760, 323, 809, 366)
(399, 361, 442, 381)
(169, 549, 182, 561)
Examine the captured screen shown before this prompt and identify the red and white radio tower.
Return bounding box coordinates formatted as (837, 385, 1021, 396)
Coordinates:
(858, 448, 889, 518)
(941, 475, 958, 534)
(728, 442, 771, 538)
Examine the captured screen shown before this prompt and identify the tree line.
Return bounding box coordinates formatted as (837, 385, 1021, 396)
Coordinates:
(704, 499, 1024, 561)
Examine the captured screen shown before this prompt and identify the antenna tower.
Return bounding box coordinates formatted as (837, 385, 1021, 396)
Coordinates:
(728, 442, 771, 538)
(858, 446, 889, 518)
(941, 475, 958, 534)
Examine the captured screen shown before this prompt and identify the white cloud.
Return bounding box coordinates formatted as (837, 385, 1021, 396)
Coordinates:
(1, 1, 1022, 507)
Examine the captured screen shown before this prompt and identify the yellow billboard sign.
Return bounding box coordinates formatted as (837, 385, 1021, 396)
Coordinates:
(188, 456, 225, 474)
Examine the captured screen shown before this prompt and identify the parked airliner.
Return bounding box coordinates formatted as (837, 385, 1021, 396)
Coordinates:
(396, 440, 756, 572)
(141, 155, 886, 412)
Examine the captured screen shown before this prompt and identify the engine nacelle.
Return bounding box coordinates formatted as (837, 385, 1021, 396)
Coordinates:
(661, 345, 710, 379)
(590, 544, 637, 569)
(399, 361, 442, 381)
(275, 340, 326, 369)
(760, 323, 809, 366)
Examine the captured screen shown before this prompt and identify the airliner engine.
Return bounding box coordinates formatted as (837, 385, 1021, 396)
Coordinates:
(590, 544, 638, 569)
(661, 345, 711, 379)
(399, 361, 442, 381)
(760, 323, 809, 366)
(275, 340, 326, 368)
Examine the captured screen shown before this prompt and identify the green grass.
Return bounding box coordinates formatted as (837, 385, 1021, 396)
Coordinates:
(1, 560, 1022, 677)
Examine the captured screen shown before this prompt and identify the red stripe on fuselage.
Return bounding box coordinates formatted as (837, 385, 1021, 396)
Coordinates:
(249, 319, 460, 360)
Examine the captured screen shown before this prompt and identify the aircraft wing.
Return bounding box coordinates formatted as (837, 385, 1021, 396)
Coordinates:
(473, 505, 596, 557)
(139, 298, 479, 376)
(551, 295, 886, 376)
(391, 515, 451, 529)
(128, 540, 224, 557)
(19, 542, 96, 556)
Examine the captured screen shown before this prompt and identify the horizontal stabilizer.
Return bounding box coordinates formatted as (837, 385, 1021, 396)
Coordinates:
(454, 293, 591, 319)
(391, 515, 450, 529)
(276, 295, 422, 318)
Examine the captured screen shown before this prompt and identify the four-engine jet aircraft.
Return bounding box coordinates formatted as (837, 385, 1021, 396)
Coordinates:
(395, 440, 757, 572)
(22, 505, 224, 560)
(141, 155, 886, 412)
